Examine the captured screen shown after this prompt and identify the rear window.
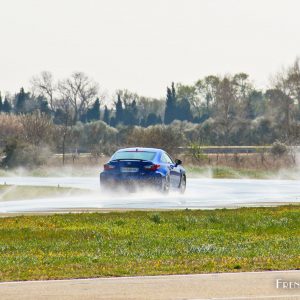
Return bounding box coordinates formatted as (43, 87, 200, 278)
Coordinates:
(111, 151, 156, 161)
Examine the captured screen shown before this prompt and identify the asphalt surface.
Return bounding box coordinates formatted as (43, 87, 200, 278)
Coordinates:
(1, 271, 300, 300)
(0, 177, 299, 213)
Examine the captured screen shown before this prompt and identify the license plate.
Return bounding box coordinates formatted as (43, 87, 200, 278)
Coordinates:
(121, 167, 139, 173)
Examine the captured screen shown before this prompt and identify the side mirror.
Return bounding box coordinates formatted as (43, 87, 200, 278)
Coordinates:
(175, 159, 182, 166)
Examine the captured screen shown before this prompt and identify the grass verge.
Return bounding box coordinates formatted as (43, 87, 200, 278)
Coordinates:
(0, 185, 86, 201)
(0, 206, 299, 281)
(187, 166, 280, 179)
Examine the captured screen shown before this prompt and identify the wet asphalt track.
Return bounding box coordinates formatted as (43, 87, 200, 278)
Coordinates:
(0, 177, 299, 213)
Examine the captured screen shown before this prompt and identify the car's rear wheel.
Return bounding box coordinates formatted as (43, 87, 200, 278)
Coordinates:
(101, 179, 115, 193)
(179, 175, 186, 194)
(161, 175, 170, 194)
(101, 184, 112, 193)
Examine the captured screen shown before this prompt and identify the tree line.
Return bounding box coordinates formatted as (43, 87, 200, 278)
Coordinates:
(1, 58, 300, 149)
(0, 72, 165, 127)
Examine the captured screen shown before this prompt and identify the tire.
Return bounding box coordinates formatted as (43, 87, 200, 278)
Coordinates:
(101, 179, 114, 193)
(179, 175, 186, 194)
(161, 175, 170, 194)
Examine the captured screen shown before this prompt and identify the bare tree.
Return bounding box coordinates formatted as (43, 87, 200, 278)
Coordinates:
(19, 111, 54, 146)
(272, 58, 300, 102)
(31, 71, 56, 111)
(137, 96, 165, 120)
(115, 89, 139, 104)
(286, 58, 300, 114)
(195, 75, 220, 116)
(232, 73, 256, 120)
(265, 89, 293, 140)
(232, 73, 252, 100)
(214, 76, 237, 145)
(55, 108, 73, 165)
(58, 72, 99, 122)
(269, 58, 300, 141)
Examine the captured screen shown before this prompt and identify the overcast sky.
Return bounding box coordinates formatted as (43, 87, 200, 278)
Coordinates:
(1, 0, 300, 99)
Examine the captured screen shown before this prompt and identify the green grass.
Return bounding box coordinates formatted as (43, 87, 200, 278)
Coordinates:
(186, 166, 275, 179)
(0, 185, 86, 201)
(212, 167, 271, 179)
(0, 206, 299, 281)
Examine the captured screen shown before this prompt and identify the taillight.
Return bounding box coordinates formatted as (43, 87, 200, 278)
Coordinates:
(104, 164, 115, 171)
(144, 164, 160, 171)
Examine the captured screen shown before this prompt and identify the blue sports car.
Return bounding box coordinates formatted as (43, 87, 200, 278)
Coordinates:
(100, 147, 186, 193)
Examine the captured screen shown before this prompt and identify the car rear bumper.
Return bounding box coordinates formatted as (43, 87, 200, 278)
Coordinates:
(100, 172, 163, 190)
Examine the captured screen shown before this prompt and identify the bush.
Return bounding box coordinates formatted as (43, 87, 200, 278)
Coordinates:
(0, 114, 23, 147)
(188, 143, 208, 164)
(126, 124, 184, 156)
(270, 140, 287, 157)
(71, 121, 118, 155)
(1, 139, 52, 168)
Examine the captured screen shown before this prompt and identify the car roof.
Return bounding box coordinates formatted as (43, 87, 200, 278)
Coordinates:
(116, 147, 164, 153)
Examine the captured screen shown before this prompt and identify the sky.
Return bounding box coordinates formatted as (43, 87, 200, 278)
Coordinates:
(1, 0, 300, 99)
